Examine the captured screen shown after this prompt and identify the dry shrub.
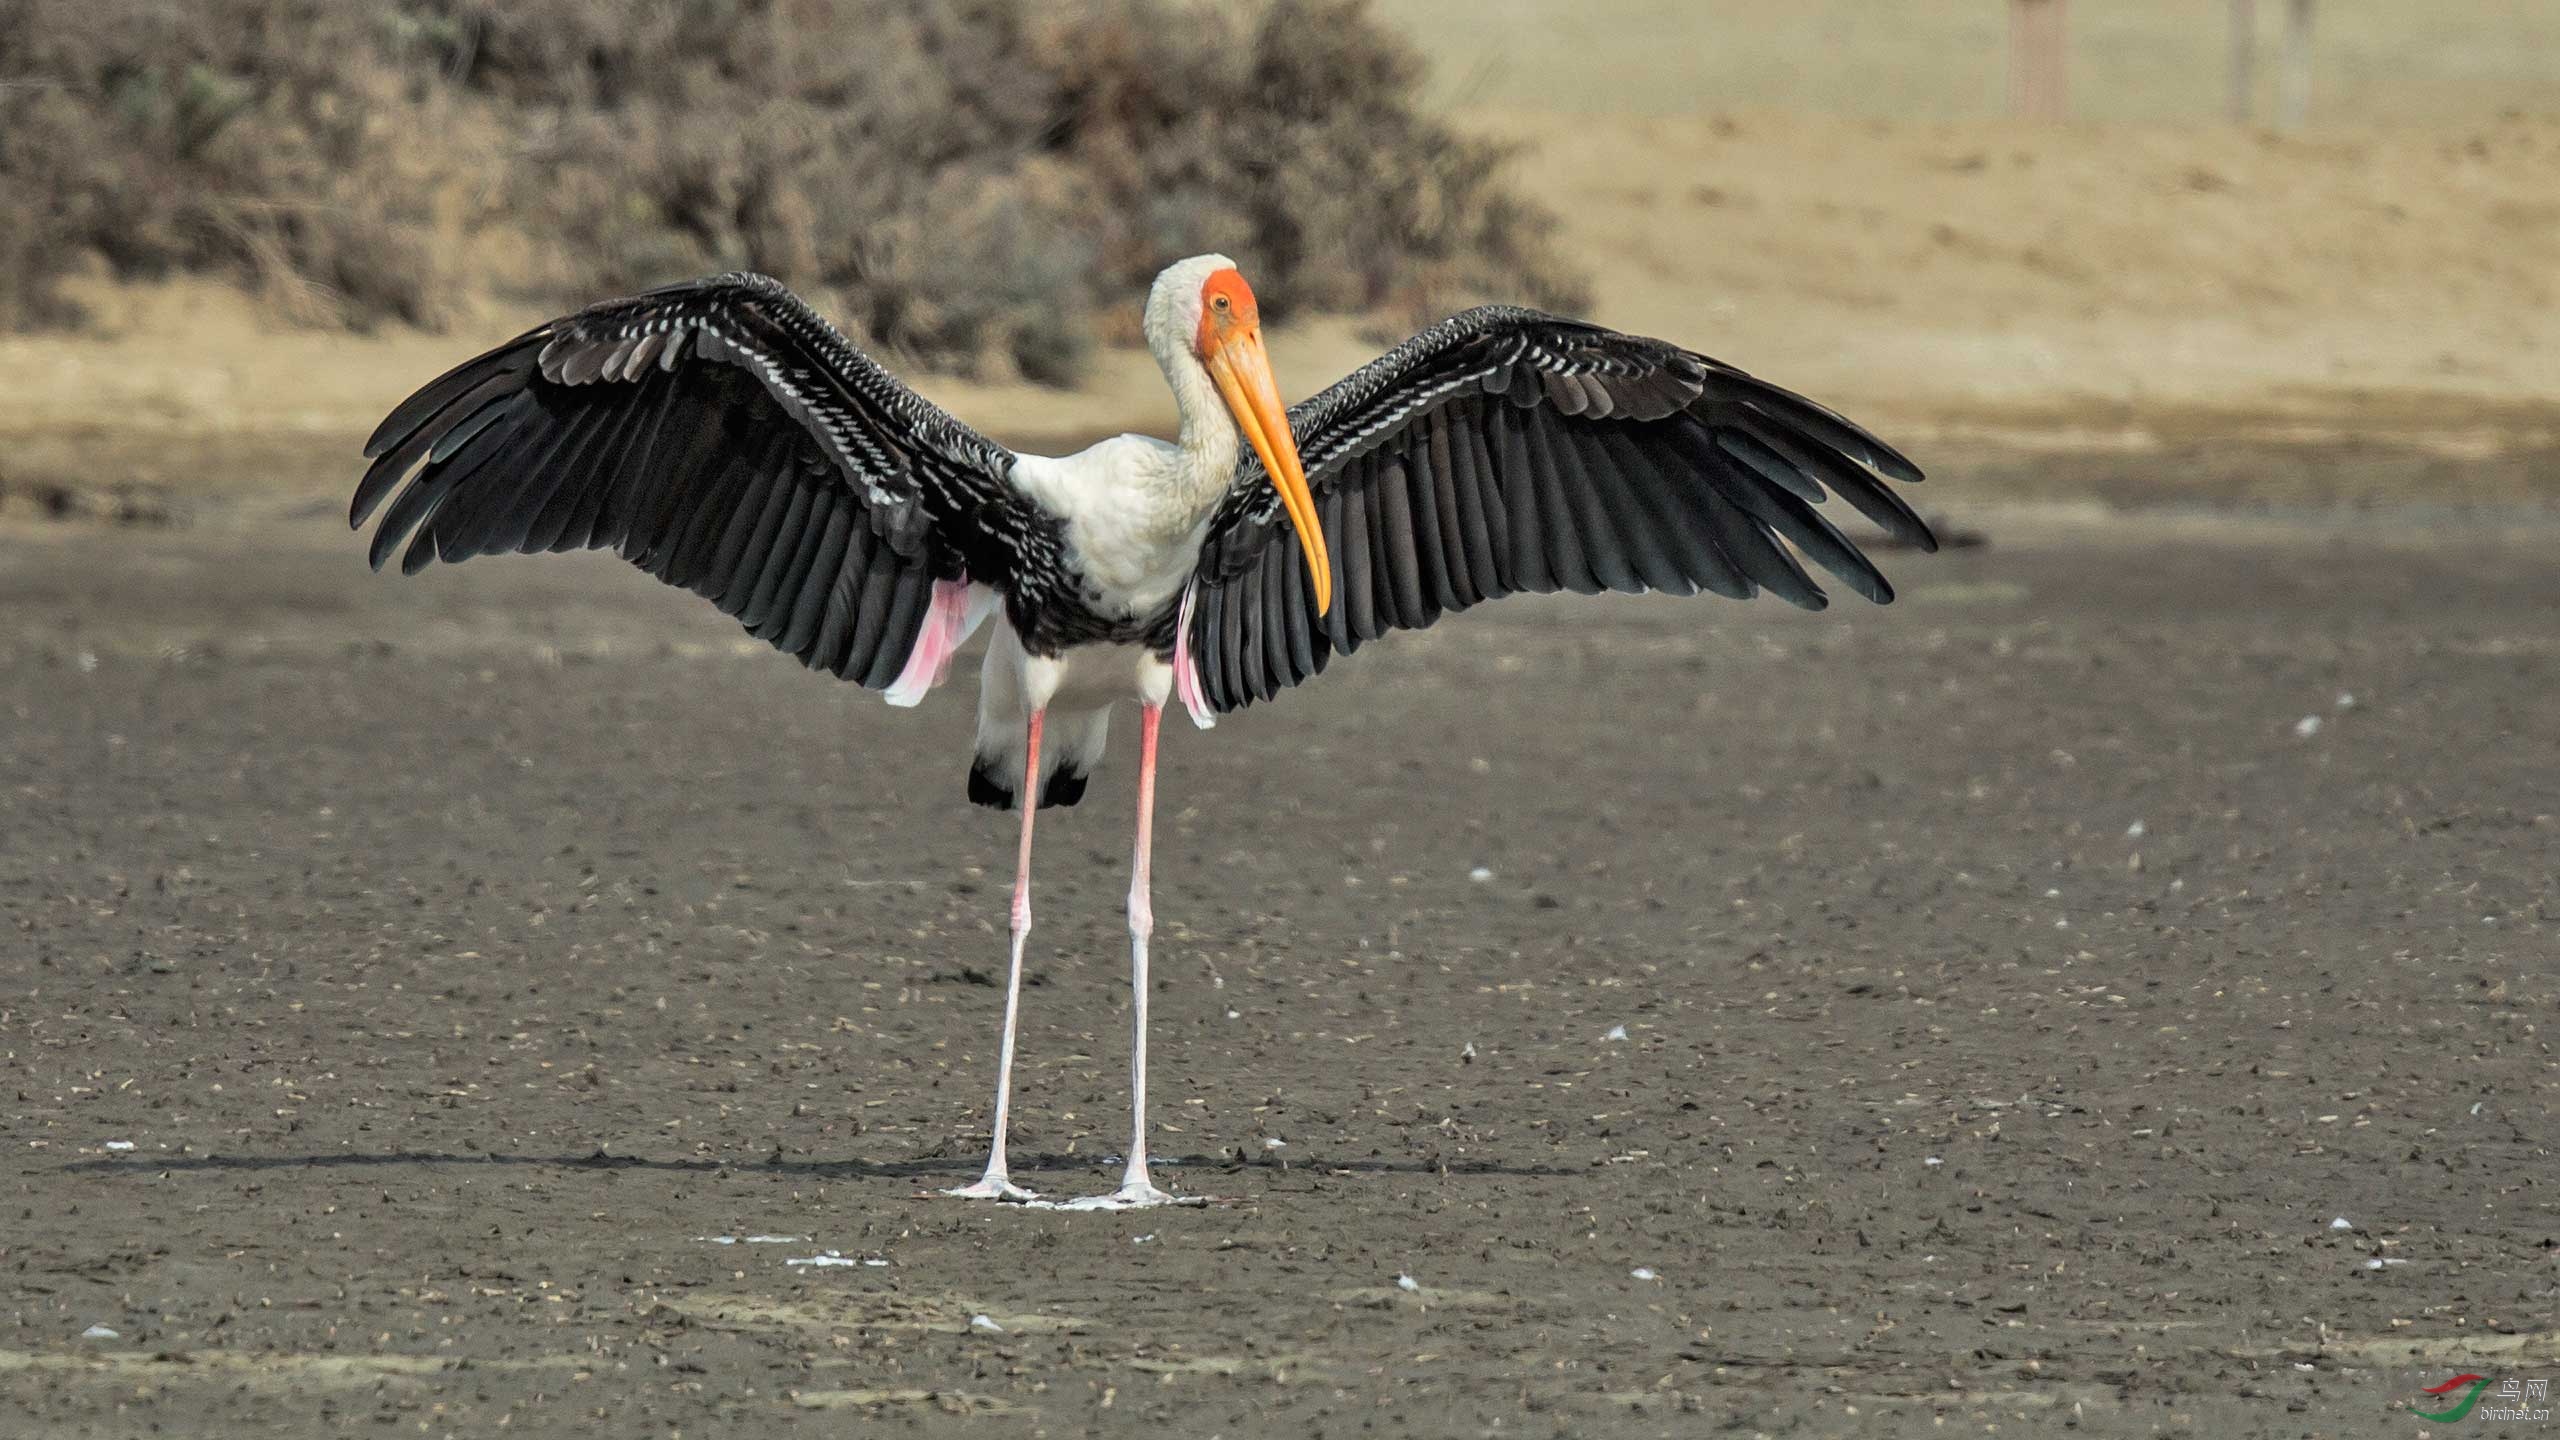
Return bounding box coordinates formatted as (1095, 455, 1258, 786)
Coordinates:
(0, 0, 451, 330)
(1, 0, 1587, 380)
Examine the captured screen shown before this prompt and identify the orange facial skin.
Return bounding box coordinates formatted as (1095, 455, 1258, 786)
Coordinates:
(1194, 268, 1261, 356)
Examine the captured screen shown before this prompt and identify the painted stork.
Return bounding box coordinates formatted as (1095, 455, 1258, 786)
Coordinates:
(352, 255, 1935, 1208)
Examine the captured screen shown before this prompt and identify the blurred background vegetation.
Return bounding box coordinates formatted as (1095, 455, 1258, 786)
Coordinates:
(0, 0, 1586, 383)
(0, 0, 2550, 512)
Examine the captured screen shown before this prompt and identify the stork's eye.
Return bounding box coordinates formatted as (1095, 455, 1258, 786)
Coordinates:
(1212, 295, 1231, 312)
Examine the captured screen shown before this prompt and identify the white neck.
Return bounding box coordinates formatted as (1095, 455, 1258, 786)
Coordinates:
(1159, 346, 1242, 516)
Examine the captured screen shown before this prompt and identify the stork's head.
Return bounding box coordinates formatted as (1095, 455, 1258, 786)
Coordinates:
(1146, 256, 1332, 616)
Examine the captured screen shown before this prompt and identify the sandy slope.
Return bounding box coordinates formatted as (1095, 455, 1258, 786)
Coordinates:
(1473, 109, 2560, 437)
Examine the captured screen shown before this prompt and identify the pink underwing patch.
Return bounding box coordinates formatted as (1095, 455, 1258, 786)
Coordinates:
(884, 578, 992, 707)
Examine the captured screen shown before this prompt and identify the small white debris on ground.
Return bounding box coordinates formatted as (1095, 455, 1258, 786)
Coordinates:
(2294, 715, 2324, 737)
(1603, 1024, 1629, 1042)
(2365, 1258, 2408, 1269)
(783, 1250, 886, 1268)
(1924, 1156, 1943, 1167)
(2335, 693, 2356, 710)
(1396, 1274, 1420, 1293)
(1630, 1267, 1658, 1281)
(699, 1234, 808, 1245)
(2125, 820, 2145, 838)
(1468, 867, 1493, 883)
(1224, 1008, 1241, 1019)
(102, 1141, 134, 1152)
(1262, 1138, 1286, 1150)
(1461, 1041, 1476, 1062)
(970, 1314, 1004, 1332)
(2330, 1217, 2353, 1231)
(1132, 1234, 1154, 1245)
(2044, 887, 2062, 897)
(81, 1325, 117, 1340)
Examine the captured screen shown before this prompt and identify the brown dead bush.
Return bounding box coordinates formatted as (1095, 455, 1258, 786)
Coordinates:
(0, 0, 1587, 380)
(0, 0, 451, 330)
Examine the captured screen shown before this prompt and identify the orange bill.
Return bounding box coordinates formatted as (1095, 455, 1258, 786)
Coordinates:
(1205, 328, 1333, 617)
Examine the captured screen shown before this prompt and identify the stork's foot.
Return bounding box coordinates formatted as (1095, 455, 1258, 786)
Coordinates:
(1058, 1179, 1206, 1211)
(943, 1174, 1040, 1202)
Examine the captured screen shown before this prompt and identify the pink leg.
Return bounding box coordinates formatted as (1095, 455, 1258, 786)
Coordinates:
(946, 708, 1043, 1201)
(1063, 703, 1196, 1209)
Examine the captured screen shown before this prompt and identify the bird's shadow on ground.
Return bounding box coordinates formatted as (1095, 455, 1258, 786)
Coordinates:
(58, 1149, 1576, 1182)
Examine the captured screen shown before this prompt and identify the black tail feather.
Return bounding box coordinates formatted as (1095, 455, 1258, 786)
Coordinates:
(967, 759, 1091, 811)
(1041, 768, 1088, 809)
(967, 760, 1013, 810)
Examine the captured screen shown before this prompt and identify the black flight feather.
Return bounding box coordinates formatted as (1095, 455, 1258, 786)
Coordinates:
(1188, 306, 1933, 713)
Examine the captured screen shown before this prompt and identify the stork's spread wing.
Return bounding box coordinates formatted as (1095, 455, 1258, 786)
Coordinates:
(352, 273, 1059, 691)
(1180, 306, 1935, 716)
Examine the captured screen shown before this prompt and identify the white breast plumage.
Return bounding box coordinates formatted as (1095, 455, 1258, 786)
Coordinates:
(1009, 438, 1224, 618)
